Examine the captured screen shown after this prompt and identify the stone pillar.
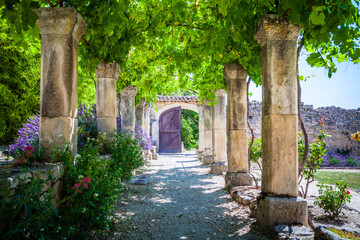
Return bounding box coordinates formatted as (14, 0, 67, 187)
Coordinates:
(136, 98, 146, 130)
(95, 63, 120, 136)
(255, 14, 307, 227)
(211, 89, 228, 174)
(143, 102, 151, 136)
(224, 64, 252, 189)
(35, 8, 86, 160)
(151, 118, 159, 150)
(198, 105, 205, 160)
(202, 100, 213, 165)
(119, 86, 137, 133)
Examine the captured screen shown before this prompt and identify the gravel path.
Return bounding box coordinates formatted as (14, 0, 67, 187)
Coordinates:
(114, 153, 267, 240)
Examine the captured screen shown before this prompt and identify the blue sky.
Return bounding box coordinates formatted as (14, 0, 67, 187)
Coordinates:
(249, 54, 360, 110)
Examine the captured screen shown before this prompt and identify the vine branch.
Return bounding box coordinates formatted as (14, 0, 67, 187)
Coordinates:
(297, 33, 310, 177)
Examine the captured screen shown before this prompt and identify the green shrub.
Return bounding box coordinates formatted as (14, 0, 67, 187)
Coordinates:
(298, 130, 328, 198)
(345, 158, 359, 167)
(0, 170, 61, 240)
(1, 131, 145, 239)
(248, 137, 262, 163)
(0, 21, 41, 144)
(328, 156, 342, 166)
(181, 109, 199, 150)
(109, 132, 145, 181)
(314, 180, 352, 219)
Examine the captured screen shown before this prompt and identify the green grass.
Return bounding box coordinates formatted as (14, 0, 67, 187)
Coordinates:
(315, 171, 360, 190)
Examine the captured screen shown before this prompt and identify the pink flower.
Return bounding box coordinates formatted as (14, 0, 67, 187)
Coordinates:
(34, 161, 39, 165)
(347, 191, 350, 194)
(72, 182, 81, 189)
(81, 177, 91, 183)
(17, 157, 26, 164)
(24, 146, 35, 157)
(84, 183, 89, 189)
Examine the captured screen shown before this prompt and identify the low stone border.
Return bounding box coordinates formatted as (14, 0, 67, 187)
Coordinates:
(314, 225, 360, 240)
(273, 224, 313, 239)
(230, 186, 260, 209)
(0, 163, 65, 206)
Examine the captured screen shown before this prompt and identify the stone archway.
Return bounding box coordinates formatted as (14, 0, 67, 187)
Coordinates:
(151, 96, 200, 151)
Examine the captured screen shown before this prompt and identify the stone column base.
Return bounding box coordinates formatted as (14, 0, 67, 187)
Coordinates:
(256, 196, 308, 227)
(197, 151, 204, 160)
(225, 172, 253, 190)
(211, 162, 227, 175)
(202, 155, 213, 165)
(97, 117, 116, 135)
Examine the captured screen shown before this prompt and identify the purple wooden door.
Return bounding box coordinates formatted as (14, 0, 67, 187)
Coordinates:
(159, 107, 181, 153)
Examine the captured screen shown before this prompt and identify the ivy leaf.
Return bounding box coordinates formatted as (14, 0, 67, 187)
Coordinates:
(309, 6, 326, 25)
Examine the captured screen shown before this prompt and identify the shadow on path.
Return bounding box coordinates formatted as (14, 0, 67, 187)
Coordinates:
(114, 154, 269, 240)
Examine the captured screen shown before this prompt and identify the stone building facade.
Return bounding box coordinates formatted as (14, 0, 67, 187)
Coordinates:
(248, 100, 360, 155)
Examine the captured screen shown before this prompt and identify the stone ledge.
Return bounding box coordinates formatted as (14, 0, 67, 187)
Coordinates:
(273, 224, 313, 240)
(314, 226, 360, 240)
(0, 163, 65, 197)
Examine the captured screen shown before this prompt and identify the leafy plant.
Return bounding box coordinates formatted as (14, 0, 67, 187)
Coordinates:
(327, 156, 343, 166)
(248, 137, 262, 170)
(109, 132, 145, 182)
(298, 130, 328, 198)
(181, 109, 199, 150)
(314, 180, 352, 219)
(0, 170, 61, 240)
(345, 158, 360, 167)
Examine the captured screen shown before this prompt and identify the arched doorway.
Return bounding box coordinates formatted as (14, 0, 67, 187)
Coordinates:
(152, 96, 201, 152)
(159, 107, 182, 153)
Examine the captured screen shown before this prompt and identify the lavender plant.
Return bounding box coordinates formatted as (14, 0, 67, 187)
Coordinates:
(8, 114, 39, 155)
(78, 104, 97, 149)
(322, 153, 360, 168)
(134, 124, 153, 151)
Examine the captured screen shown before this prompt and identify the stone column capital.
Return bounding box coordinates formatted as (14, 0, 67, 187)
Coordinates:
(95, 63, 121, 79)
(137, 98, 146, 107)
(35, 7, 86, 40)
(223, 64, 247, 81)
(254, 14, 302, 46)
(144, 102, 151, 110)
(202, 99, 211, 106)
(121, 85, 137, 97)
(214, 89, 226, 97)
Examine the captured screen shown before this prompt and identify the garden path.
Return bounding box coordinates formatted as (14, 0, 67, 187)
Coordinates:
(113, 153, 268, 240)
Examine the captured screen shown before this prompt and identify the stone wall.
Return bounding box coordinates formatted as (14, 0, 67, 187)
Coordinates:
(248, 101, 360, 155)
(0, 163, 65, 206)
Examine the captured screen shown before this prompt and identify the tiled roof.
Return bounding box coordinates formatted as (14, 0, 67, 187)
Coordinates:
(157, 96, 198, 102)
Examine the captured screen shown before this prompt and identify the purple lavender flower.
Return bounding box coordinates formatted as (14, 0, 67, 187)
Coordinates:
(116, 116, 122, 133)
(134, 124, 153, 151)
(322, 152, 360, 168)
(8, 113, 40, 155)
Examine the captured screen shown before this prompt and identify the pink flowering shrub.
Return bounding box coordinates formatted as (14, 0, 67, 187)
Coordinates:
(314, 180, 352, 219)
(71, 177, 91, 193)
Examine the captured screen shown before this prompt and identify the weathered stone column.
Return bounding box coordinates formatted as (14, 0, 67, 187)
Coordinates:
(151, 118, 159, 149)
(135, 98, 146, 130)
(143, 102, 151, 136)
(202, 100, 213, 165)
(198, 105, 205, 160)
(119, 86, 137, 133)
(211, 89, 228, 174)
(95, 63, 120, 136)
(255, 14, 307, 227)
(224, 64, 252, 189)
(35, 8, 86, 159)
